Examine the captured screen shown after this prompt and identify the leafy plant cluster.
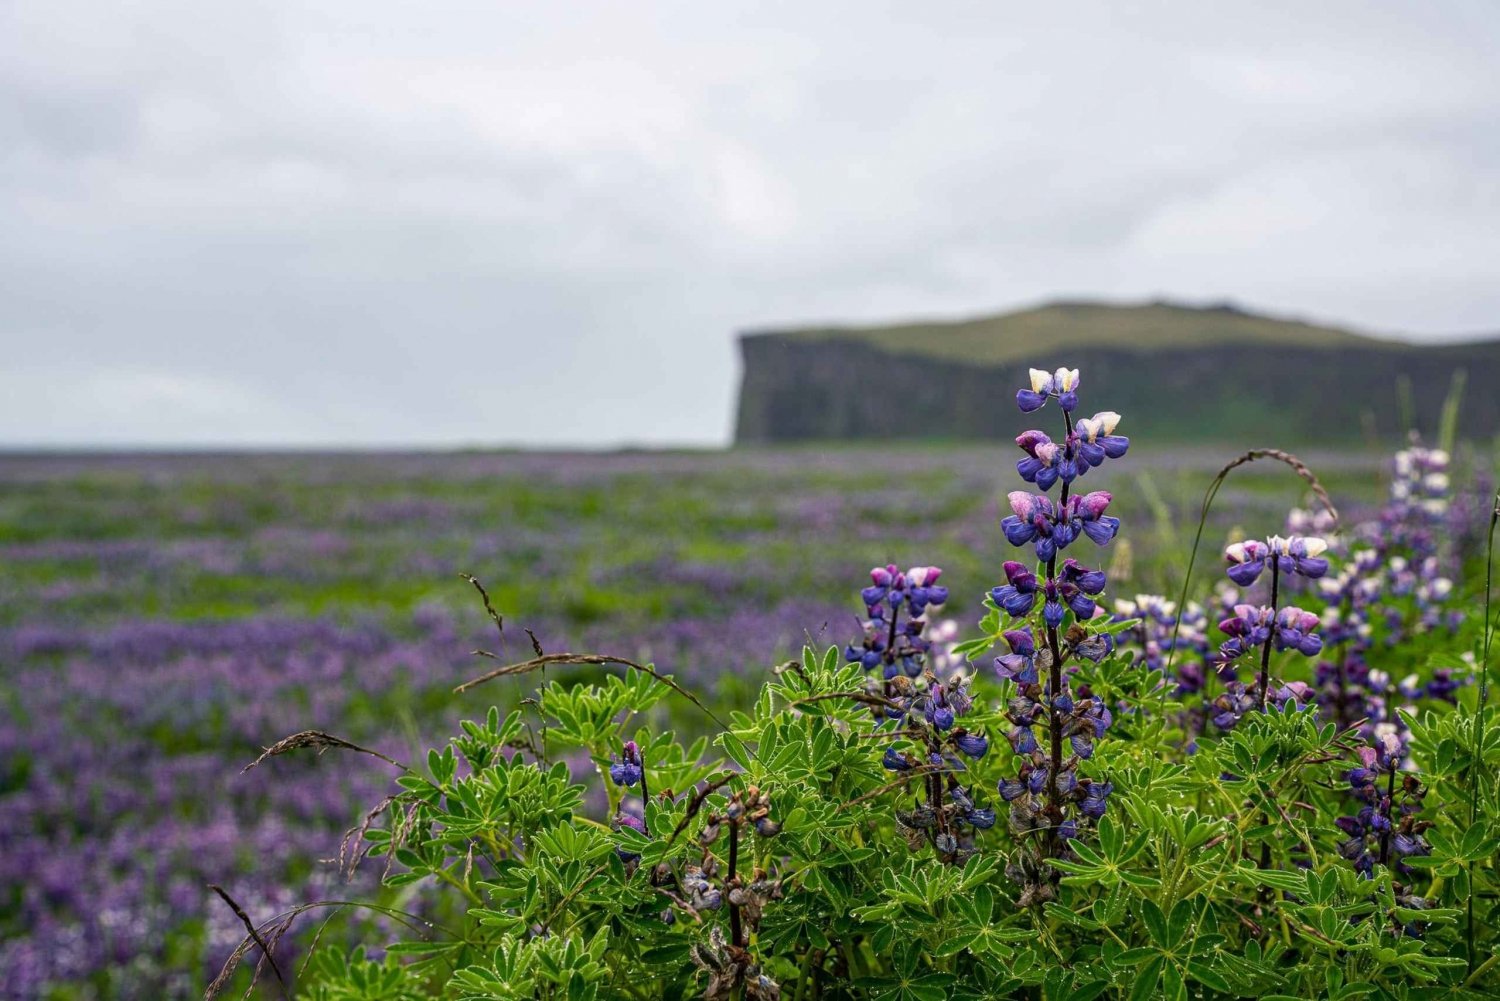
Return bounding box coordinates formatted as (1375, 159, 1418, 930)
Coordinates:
(216, 368, 1500, 1001)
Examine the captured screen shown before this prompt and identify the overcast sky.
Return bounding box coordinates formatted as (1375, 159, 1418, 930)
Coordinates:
(3, 2, 1498, 448)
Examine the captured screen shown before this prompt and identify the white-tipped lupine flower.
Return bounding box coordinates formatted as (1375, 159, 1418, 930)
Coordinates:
(1015, 366, 1081, 413)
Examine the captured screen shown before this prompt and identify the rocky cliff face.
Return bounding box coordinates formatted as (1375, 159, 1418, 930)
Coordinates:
(735, 333, 1500, 443)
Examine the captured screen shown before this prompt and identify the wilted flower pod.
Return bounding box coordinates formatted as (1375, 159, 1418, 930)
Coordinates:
(682, 866, 722, 911)
(697, 819, 722, 846)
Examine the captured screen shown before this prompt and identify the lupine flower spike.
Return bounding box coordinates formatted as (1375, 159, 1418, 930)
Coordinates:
(847, 565, 948, 680)
(848, 565, 992, 863)
(1214, 534, 1331, 721)
(992, 364, 1125, 904)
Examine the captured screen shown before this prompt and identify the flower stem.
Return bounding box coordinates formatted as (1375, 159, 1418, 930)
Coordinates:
(1256, 561, 1283, 897)
(1043, 620, 1065, 855)
(727, 816, 743, 948)
(1040, 408, 1075, 856)
(1378, 765, 1397, 868)
(638, 752, 651, 836)
(1258, 561, 1281, 711)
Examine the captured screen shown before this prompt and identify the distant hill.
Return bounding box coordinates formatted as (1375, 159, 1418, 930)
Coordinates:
(734, 300, 1500, 443)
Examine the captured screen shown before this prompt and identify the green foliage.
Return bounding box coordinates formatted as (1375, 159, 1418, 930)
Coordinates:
(261, 635, 1500, 1000)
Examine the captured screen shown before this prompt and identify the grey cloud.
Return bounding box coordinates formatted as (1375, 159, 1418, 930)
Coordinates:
(2, 0, 1499, 446)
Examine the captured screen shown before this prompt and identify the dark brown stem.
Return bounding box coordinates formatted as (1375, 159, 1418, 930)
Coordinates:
(1255, 560, 1282, 899)
(1040, 406, 1075, 856)
(1378, 765, 1397, 867)
(882, 605, 901, 698)
(1258, 561, 1281, 711)
(1043, 621, 1065, 855)
(727, 818, 744, 948)
(637, 752, 651, 836)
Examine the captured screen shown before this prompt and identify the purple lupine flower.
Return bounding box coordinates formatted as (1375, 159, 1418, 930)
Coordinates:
(905, 566, 949, 615)
(994, 364, 1127, 879)
(1051, 559, 1107, 622)
(1064, 491, 1120, 547)
(861, 564, 908, 613)
(1224, 535, 1330, 586)
(928, 750, 966, 772)
(966, 807, 997, 830)
(1217, 604, 1275, 661)
(1223, 540, 1271, 586)
(1210, 677, 1312, 729)
(1218, 603, 1323, 662)
(844, 631, 888, 672)
(952, 730, 989, 758)
(1007, 689, 1046, 727)
(847, 566, 938, 679)
(945, 679, 975, 717)
(1016, 367, 1080, 413)
(1348, 732, 1404, 797)
(609, 740, 643, 787)
(1078, 780, 1112, 819)
(1039, 577, 1068, 628)
(1002, 491, 1076, 561)
(1073, 411, 1129, 467)
(1208, 681, 1257, 729)
(991, 562, 1039, 617)
(1425, 668, 1462, 702)
(1273, 607, 1324, 656)
(1074, 631, 1115, 662)
(1079, 695, 1113, 739)
(1016, 430, 1068, 489)
(990, 630, 1038, 684)
(882, 746, 915, 771)
(1269, 680, 1315, 707)
(1007, 725, 1039, 755)
(1060, 558, 1107, 595)
(1015, 411, 1128, 491)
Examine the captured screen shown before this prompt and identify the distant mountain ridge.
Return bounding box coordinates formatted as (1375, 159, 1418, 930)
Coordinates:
(734, 300, 1500, 443)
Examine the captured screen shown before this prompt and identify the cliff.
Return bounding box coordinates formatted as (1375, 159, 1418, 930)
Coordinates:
(734, 301, 1500, 443)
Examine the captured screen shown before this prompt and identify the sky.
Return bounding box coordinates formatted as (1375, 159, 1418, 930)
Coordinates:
(3, 2, 1499, 448)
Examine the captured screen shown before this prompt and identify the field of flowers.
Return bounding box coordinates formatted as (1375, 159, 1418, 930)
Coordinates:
(0, 437, 1494, 999)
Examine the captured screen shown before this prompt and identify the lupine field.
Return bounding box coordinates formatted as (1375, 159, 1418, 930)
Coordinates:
(3, 377, 1499, 999)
